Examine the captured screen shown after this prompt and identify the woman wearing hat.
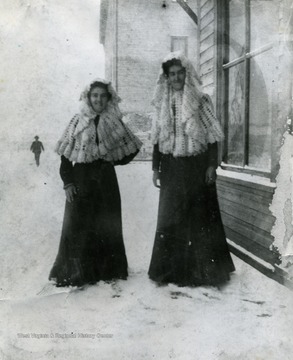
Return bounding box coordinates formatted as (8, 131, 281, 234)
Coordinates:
(148, 52, 235, 287)
(49, 79, 142, 287)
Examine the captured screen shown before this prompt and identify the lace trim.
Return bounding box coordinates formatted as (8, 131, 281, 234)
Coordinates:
(151, 52, 224, 157)
(56, 79, 142, 163)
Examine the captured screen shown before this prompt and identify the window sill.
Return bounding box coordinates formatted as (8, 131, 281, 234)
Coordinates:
(220, 163, 272, 179)
(217, 166, 276, 191)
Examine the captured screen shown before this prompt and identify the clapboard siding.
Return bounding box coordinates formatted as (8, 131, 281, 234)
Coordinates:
(200, 58, 214, 76)
(201, 71, 214, 87)
(201, 0, 213, 18)
(200, 22, 214, 42)
(218, 198, 275, 233)
(217, 174, 279, 265)
(222, 216, 273, 249)
(216, 184, 273, 215)
(200, 8, 214, 29)
(225, 228, 280, 265)
(217, 177, 275, 197)
(200, 0, 210, 8)
(199, 0, 216, 93)
(200, 46, 214, 65)
(200, 32, 214, 53)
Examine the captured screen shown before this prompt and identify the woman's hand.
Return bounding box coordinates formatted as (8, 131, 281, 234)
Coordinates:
(65, 184, 77, 202)
(205, 166, 217, 185)
(153, 170, 161, 188)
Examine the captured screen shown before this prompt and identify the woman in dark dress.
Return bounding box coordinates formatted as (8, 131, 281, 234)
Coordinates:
(148, 52, 235, 287)
(49, 79, 142, 287)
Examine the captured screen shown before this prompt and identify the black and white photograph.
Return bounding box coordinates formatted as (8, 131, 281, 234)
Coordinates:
(0, 0, 293, 359)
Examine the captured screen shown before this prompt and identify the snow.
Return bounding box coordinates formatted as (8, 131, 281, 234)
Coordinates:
(0, 153, 293, 360)
(1, 1, 293, 359)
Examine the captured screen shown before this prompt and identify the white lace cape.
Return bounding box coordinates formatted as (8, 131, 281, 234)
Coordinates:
(56, 79, 142, 163)
(151, 51, 224, 156)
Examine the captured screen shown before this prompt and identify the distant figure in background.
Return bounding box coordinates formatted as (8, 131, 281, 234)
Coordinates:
(148, 52, 235, 287)
(30, 136, 44, 166)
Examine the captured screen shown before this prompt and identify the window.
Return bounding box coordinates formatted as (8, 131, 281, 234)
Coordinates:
(171, 36, 188, 56)
(220, 0, 279, 175)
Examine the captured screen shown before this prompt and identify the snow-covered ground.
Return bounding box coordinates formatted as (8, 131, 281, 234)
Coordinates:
(0, 149, 293, 360)
(0, 3, 292, 358)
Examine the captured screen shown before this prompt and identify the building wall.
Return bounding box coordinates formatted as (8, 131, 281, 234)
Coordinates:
(270, 0, 293, 276)
(197, 0, 293, 274)
(102, 0, 198, 114)
(101, 0, 199, 158)
(198, 0, 217, 100)
(196, 0, 278, 265)
(101, 0, 293, 279)
(101, 0, 115, 87)
(217, 171, 280, 265)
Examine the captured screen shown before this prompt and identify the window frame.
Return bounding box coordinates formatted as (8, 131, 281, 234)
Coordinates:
(171, 36, 188, 56)
(216, 0, 277, 180)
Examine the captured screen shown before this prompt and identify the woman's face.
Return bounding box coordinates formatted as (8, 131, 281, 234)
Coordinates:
(167, 64, 186, 91)
(89, 86, 110, 114)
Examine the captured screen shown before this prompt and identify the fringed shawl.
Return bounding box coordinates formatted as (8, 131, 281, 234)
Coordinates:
(56, 79, 142, 163)
(151, 51, 224, 157)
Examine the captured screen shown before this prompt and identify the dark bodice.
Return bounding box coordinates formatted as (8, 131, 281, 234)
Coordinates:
(152, 142, 219, 172)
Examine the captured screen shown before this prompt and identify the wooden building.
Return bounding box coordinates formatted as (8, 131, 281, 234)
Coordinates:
(100, 0, 293, 286)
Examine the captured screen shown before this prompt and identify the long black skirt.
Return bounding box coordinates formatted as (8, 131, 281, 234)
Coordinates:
(49, 162, 128, 286)
(148, 154, 235, 287)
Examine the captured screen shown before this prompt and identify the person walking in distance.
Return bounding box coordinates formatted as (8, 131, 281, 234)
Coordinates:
(30, 136, 44, 166)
